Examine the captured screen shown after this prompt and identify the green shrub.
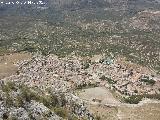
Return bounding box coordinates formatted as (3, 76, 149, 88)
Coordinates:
(54, 107, 68, 118)
(99, 76, 116, 84)
(15, 96, 24, 107)
(82, 63, 90, 69)
(143, 94, 160, 100)
(124, 95, 143, 104)
(5, 93, 13, 107)
(68, 115, 79, 120)
(99, 75, 106, 81)
(2, 112, 9, 120)
(20, 86, 36, 102)
(134, 90, 138, 93)
(141, 78, 155, 85)
(2, 82, 16, 92)
(7, 82, 16, 91)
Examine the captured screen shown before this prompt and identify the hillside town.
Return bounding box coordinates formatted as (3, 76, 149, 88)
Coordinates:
(0, 53, 160, 119)
(8, 54, 159, 96)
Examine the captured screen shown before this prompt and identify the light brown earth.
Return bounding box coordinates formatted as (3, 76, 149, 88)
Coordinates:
(117, 103, 160, 120)
(87, 103, 160, 120)
(78, 87, 120, 105)
(88, 104, 119, 120)
(0, 52, 32, 79)
(78, 87, 160, 120)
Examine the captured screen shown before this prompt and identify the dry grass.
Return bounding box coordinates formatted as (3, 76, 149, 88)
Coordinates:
(88, 104, 118, 120)
(118, 103, 160, 120)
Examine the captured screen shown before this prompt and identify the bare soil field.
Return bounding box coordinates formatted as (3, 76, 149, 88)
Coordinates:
(0, 52, 32, 79)
(78, 87, 160, 120)
(78, 87, 120, 119)
(78, 87, 120, 105)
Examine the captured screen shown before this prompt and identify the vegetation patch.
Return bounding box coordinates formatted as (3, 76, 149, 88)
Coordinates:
(141, 76, 155, 85)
